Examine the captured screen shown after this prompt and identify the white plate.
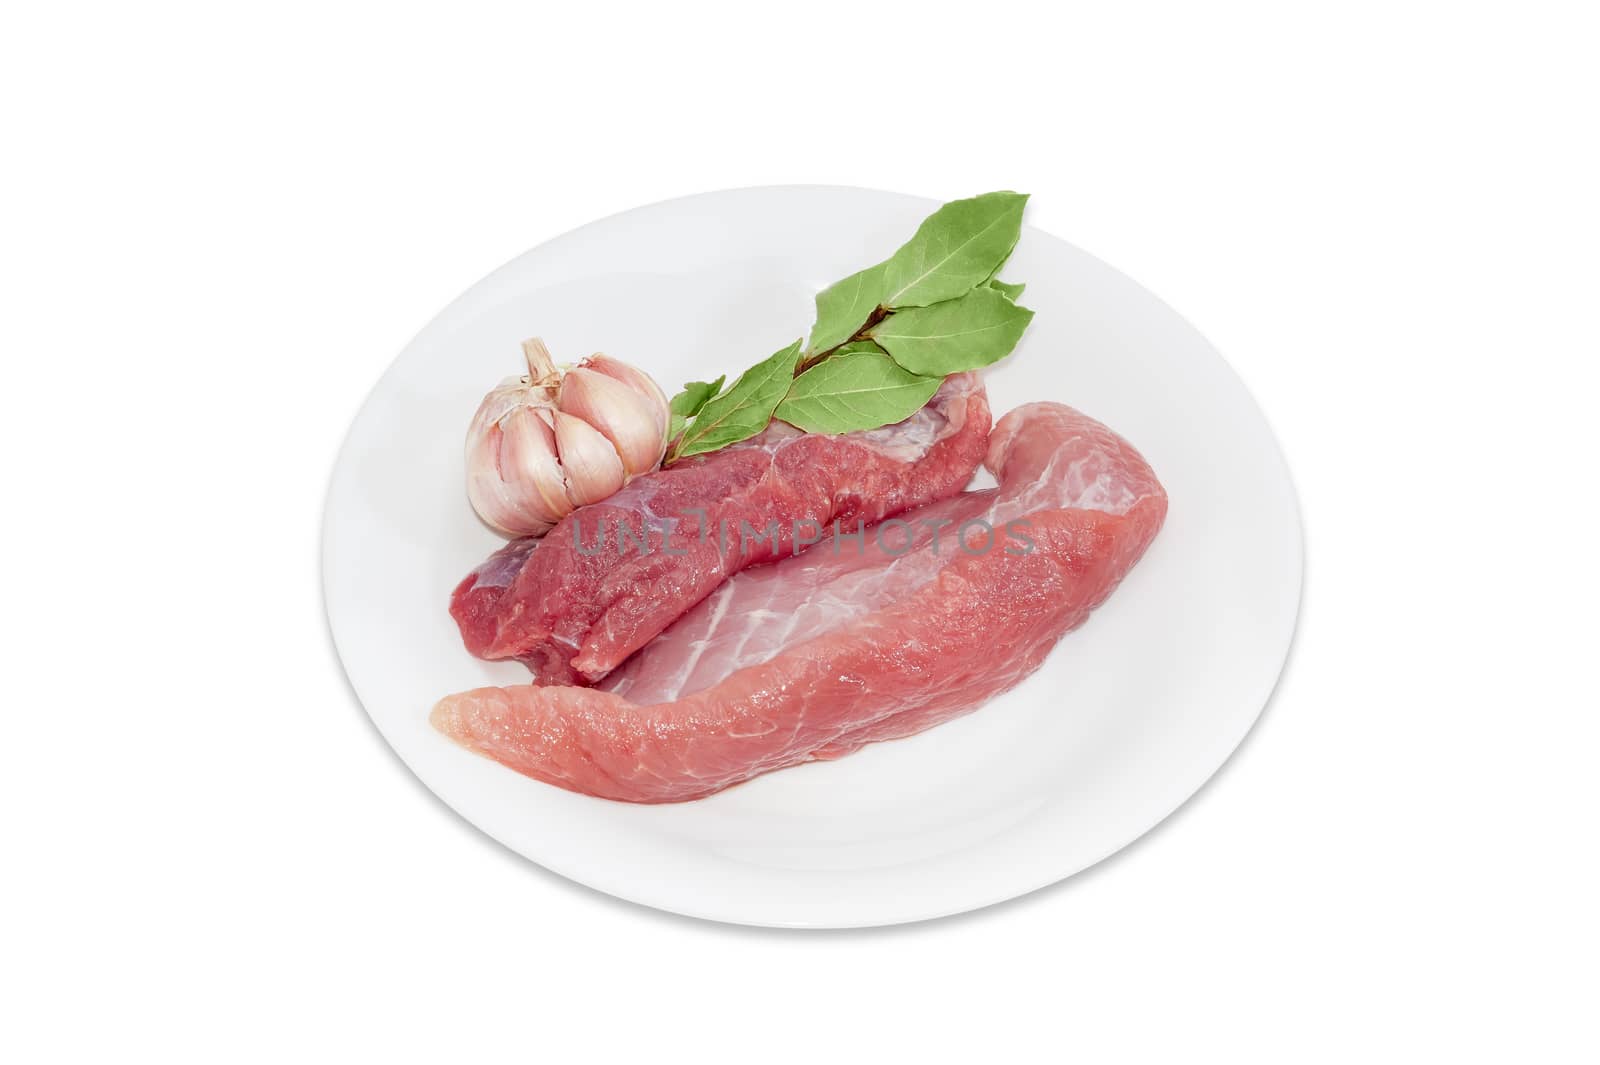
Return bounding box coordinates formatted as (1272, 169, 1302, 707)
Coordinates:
(323, 186, 1302, 928)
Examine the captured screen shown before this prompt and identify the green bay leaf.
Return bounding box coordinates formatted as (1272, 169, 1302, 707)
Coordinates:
(667, 376, 725, 441)
(832, 339, 888, 357)
(985, 278, 1026, 301)
(808, 262, 887, 354)
(669, 376, 725, 418)
(882, 191, 1029, 307)
(869, 287, 1035, 376)
(775, 352, 942, 434)
(984, 231, 1022, 283)
(671, 341, 801, 461)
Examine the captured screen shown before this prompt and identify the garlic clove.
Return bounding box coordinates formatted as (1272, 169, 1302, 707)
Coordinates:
(552, 409, 627, 507)
(584, 353, 670, 440)
(466, 423, 557, 536)
(465, 423, 527, 535)
(497, 406, 573, 532)
(559, 366, 668, 477)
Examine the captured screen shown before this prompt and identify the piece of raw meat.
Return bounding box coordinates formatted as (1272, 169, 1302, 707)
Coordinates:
(432, 402, 1168, 803)
(450, 372, 991, 685)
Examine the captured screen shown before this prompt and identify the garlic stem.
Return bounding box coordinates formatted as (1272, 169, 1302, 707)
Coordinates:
(522, 337, 558, 385)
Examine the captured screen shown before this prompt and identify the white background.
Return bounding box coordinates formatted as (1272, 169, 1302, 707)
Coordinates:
(3, 2, 1596, 1061)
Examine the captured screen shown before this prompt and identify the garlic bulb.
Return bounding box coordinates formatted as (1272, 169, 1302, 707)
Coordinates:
(466, 338, 670, 536)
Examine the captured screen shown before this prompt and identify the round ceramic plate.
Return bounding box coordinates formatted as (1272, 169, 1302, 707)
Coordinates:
(323, 186, 1302, 928)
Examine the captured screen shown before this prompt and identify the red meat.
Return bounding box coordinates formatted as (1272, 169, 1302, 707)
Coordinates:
(432, 402, 1168, 803)
(450, 372, 991, 685)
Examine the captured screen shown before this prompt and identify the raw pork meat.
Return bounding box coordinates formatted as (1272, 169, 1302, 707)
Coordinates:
(450, 372, 991, 685)
(432, 402, 1168, 803)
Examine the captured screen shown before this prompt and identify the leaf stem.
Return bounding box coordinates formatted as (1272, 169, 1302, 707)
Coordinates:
(795, 306, 890, 375)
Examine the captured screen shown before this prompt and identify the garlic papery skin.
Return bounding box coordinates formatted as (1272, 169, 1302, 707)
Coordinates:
(464, 337, 671, 537)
